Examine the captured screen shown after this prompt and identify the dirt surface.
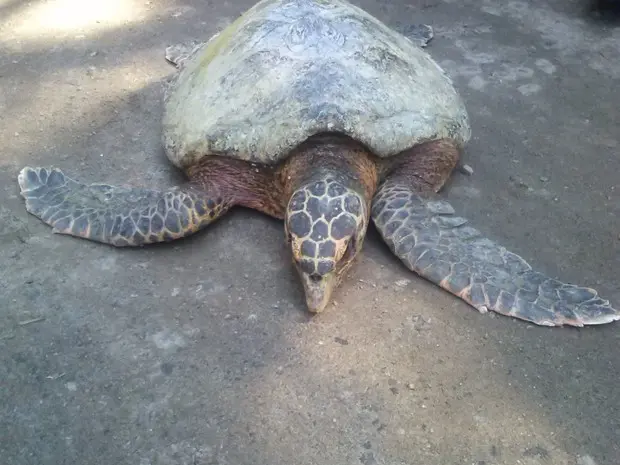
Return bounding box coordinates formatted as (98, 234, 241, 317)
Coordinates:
(1, 0, 619, 464)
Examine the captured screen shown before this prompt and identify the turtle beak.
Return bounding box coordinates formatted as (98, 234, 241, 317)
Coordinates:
(299, 271, 337, 313)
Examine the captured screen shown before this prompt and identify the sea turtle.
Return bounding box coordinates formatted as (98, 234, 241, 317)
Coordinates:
(17, 0, 618, 327)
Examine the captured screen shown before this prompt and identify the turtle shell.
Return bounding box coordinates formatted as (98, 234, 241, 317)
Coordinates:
(162, 0, 471, 169)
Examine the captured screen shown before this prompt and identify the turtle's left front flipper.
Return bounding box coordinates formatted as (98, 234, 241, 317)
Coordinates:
(18, 167, 232, 247)
(371, 182, 619, 327)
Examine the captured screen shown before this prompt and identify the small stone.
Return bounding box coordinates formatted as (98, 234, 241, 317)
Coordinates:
(459, 164, 474, 176)
(394, 279, 410, 287)
(509, 175, 529, 189)
(539, 176, 549, 182)
(406, 383, 415, 390)
(334, 337, 349, 345)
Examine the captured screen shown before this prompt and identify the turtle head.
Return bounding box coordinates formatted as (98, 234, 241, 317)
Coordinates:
(285, 178, 368, 313)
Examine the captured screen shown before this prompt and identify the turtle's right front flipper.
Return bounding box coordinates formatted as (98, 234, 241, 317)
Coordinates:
(18, 167, 231, 247)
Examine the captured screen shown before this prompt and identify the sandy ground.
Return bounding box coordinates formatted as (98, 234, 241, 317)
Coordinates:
(1, 0, 619, 464)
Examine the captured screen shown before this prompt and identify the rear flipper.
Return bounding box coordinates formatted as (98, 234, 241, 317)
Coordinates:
(400, 24, 434, 48)
(18, 167, 231, 247)
(164, 31, 223, 69)
(372, 183, 619, 327)
(164, 41, 205, 68)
